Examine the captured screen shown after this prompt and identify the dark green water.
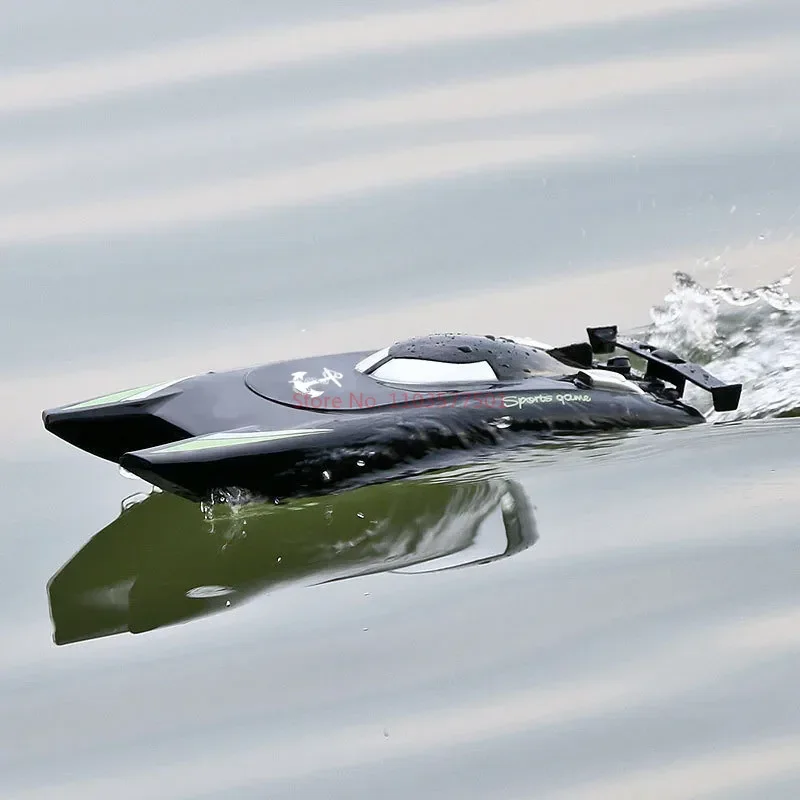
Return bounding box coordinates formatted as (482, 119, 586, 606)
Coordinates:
(2, 1, 800, 797)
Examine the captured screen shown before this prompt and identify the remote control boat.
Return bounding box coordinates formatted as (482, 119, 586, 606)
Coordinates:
(43, 326, 742, 502)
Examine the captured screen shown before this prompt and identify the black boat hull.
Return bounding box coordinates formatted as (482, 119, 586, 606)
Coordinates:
(43, 330, 737, 501)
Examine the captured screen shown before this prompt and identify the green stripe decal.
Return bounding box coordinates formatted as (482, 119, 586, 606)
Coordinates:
(65, 376, 195, 410)
(66, 383, 166, 410)
(153, 429, 333, 454)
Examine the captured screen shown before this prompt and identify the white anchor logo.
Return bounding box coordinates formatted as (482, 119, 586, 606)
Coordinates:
(290, 367, 343, 397)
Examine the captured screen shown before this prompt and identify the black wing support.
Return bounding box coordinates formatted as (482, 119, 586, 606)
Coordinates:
(586, 325, 742, 413)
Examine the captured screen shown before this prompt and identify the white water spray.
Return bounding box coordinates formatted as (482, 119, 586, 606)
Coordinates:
(640, 271, 800, 421)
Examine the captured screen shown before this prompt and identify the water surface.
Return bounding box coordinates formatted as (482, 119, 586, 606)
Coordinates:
(2, 1, 799, 797)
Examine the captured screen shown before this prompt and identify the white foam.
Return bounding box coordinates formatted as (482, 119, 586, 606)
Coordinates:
(643, 271, 800, 421)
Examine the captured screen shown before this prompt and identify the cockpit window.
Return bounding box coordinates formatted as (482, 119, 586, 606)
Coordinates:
(356, 333, 573, 386)
(354, 347, 390, 374)
(370, 358, 497, 384)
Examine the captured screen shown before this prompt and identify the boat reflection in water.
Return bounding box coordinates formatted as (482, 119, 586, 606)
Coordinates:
(48, 476, 538, 644)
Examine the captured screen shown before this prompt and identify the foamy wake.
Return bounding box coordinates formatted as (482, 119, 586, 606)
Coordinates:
(639, 271, 800, 421)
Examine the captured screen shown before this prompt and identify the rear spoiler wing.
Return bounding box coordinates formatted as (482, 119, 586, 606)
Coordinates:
(585, 325, 742, 412)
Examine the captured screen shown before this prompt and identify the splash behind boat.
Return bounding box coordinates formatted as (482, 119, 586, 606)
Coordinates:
(43, 326, 742, 501)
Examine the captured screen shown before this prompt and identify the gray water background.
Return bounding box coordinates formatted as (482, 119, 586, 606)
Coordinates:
(1, 1, 799, 797)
